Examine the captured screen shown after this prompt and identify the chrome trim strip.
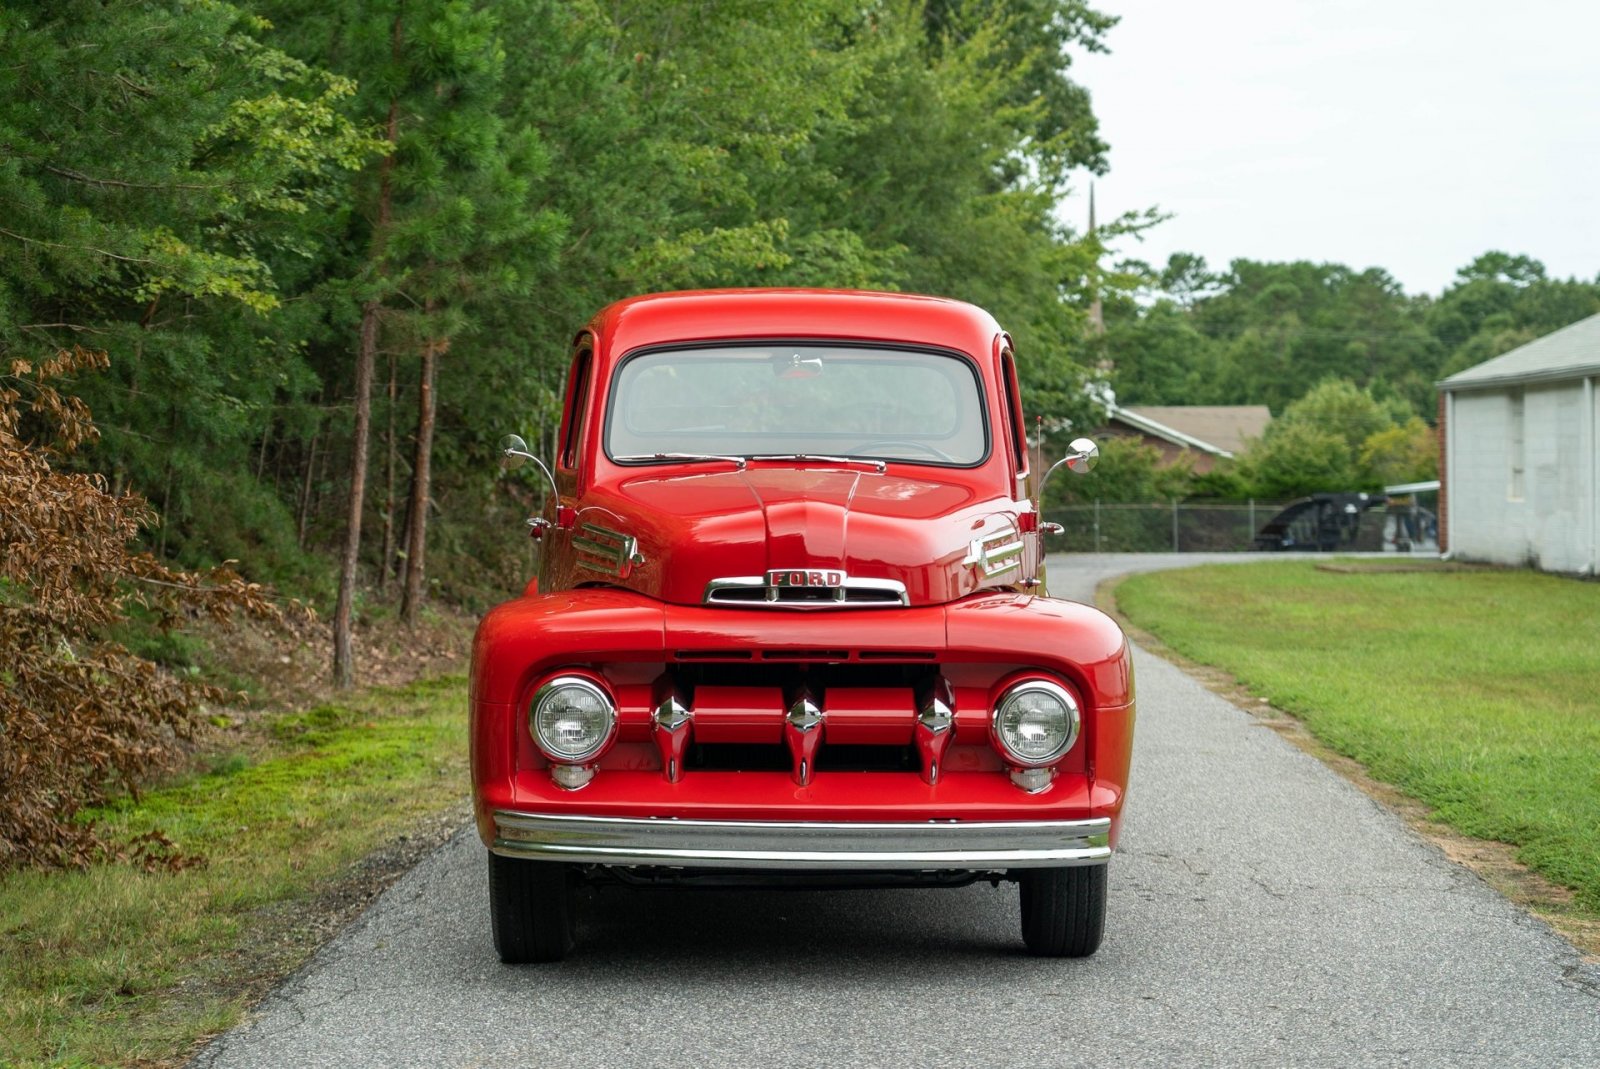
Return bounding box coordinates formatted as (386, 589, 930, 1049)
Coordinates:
(574, 522, 644, 578)
(491, 812, 1111, 870)
(784, 688, 823, 786)
(963, 527, 1024, 578)
(914, 680, 955, 786)
(836, 576, 911, 603)
(652, 693, 692, 784)
(703, 575, 910, 608)
(704, 575, 766, 594)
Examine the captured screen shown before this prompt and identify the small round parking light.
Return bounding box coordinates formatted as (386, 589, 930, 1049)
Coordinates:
(991, 679, 1080, 767)
(531, 676, 617, 764)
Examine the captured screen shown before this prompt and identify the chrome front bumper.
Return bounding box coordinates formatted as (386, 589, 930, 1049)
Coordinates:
(491, 811, 1111, 870)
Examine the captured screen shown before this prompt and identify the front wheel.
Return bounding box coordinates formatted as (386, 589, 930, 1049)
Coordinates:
(488, 852, 575, 963)
(1018, 864, 1108, 957)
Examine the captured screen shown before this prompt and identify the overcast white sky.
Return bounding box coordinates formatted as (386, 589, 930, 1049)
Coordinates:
(1071, 0, 1600, 295)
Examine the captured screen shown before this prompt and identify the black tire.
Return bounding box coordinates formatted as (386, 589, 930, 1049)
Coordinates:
(1019, 863, 1108, 958)
(488, 852, 575, 963)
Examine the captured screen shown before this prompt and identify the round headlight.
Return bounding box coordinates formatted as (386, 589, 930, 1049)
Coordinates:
(531, 676, 616, 763)
(991, 679, 1080, 767)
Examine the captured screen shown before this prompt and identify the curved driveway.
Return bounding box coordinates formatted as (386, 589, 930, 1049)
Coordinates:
(194, 553, 1600, 1069)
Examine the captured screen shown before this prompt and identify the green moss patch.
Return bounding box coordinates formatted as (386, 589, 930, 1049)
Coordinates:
(0, 676, 470, 1068)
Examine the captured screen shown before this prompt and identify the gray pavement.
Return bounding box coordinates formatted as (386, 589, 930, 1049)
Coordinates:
(193, 553, 1600, 1069)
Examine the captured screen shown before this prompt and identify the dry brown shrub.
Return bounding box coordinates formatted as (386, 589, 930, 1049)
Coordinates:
(1, 347, 281, 869)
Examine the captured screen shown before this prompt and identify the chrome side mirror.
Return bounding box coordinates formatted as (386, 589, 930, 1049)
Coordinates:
(499, 433, 533, 471)
(497, 432, 562, 532)
(1037, 436, 1099, 505)
(1023, 437, 1098, 589)
(1062, 437, 1099, 475)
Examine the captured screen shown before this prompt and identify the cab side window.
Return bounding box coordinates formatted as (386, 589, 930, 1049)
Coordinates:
(1000, 349, 1029, 487)
(558, 346, 593, 472)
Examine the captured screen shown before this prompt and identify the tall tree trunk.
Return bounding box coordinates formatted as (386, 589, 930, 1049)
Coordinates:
(378, 350, 398, 595)
(394, 492, 410, 585)
(155, 463, 173, 557)
(400, 327, 439, 625)
(255, 417, 273, 481)
(332, 303, 379, 687)
(296, 422, 319, 550)
(392, 354, 417, 587)
(155, 406, 176, 556)
(332, 73, 400, 688)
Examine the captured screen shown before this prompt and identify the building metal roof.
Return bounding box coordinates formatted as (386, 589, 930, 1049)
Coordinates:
(1438, 312, 1600, 391)
(1112, 405, 1273, 458)
(1383, 480, 1440, 495)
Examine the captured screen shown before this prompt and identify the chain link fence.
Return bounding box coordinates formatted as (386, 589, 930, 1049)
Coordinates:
(1042, 492, 1440, 554)
(1042, 501, 1295, 553)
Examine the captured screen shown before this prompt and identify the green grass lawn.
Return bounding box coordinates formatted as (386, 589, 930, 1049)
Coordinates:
(0, 675, 470, 1069)
(1114, 562, 1600, 914)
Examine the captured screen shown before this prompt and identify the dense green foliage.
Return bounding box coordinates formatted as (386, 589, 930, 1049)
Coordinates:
(1086, 250, 1600, 501)
(1106, 251, 1600, 420)
(1239, 379, 1434, 497)
(1116, 563, 1600, 915)
(1, 0, 1120, 624)
(0, 0, 380, 590)
(1050, 377, 1440, 508)
(4, 0, 1598, 634)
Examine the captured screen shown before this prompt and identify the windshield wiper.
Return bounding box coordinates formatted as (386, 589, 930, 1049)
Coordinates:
(747, 454, 887, 474)
(613, 452, 748, 470)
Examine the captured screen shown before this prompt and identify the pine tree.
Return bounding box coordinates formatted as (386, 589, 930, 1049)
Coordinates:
(259, 0, 564, 681)
(0, 0, 370, 865)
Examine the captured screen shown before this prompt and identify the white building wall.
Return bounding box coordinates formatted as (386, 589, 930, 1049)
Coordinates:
(1448, 380, 1597, 573)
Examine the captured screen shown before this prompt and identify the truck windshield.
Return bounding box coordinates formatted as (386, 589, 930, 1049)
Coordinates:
(606, 345, 988, 466)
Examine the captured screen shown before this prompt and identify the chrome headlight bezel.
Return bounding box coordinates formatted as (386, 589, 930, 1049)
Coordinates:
(530, 675, 618, 764)
(990, 678, 1081, 768)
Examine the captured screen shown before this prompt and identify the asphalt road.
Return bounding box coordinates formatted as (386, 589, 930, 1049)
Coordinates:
(193, 553, 1600, 1069)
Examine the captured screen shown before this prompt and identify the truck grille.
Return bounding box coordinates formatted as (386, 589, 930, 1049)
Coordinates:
(632, 662, 968, 786)
(683, 741, 920, 773)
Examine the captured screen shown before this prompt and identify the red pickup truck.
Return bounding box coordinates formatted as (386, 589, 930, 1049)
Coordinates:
(472, 289, 1135, 961)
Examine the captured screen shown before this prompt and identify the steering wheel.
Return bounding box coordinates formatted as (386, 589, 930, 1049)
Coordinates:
(850, 438, 957, 463)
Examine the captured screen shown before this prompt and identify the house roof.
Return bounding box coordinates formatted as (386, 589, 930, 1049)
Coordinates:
(1111, 405, 1273, 458)
(1439, 312, 1600, 391)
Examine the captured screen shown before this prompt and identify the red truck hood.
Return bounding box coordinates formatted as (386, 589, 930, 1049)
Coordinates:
(582, 467, 1021, 607)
